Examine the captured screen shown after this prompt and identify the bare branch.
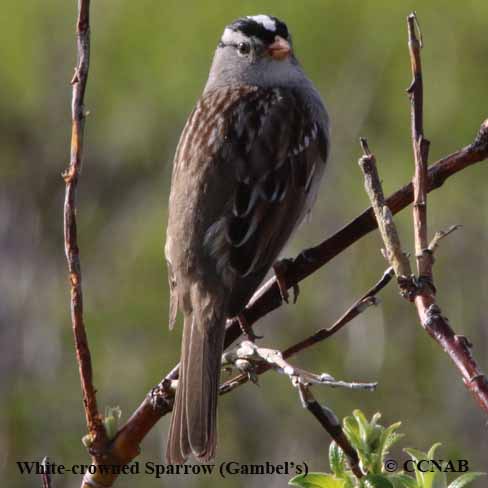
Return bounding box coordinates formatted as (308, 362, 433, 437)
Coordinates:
(225, 342, 370, 479)
(428, 224, 461, 253)
(221, 341, 377, 394)
(359, 139, 412, 281)
(405, 13, 488, 414)
(298, 385, 363, 479)
(407, 12, 432, 282)
(41, 457, 53, 488)
(220, 266, 393, 395)
(63, 0, 107, 455)
(358, 138, 488, 416)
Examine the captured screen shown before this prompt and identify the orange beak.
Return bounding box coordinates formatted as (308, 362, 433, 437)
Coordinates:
(267, 35, 291, 60)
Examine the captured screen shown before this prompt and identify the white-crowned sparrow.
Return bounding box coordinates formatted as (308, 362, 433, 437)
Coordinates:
(165, 14, 330, 463)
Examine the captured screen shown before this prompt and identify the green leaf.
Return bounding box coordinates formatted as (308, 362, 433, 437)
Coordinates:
(343, 472, 357, 488)
(448, 472, 486, 488)
(370, 425, 384, 451)
(379, 422, 403, 454)
(363, 474, 394, 488)
(388, 473, 418, 488)
(430, 469, 447, 488)
(404, 444, 445, 488)
(329, 442, 346, 476)
(343, 415, 362, 449)
(353, 409, 372, 444)
(383, 433, 405, 454)
(427, 443, 442, 460)
(370, 412, 383, 429)
(369, 452, 383, 475)
(374, 424, 401, 473)
(289, 473, 346, 488)
(404, 448, 428, 487)
(404, 448, 429, 461)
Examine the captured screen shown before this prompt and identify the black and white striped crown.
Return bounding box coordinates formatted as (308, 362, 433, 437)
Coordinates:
(227, 15, 289, 44)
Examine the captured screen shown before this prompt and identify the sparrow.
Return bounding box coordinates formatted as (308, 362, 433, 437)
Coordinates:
(165, 14, 330, 463)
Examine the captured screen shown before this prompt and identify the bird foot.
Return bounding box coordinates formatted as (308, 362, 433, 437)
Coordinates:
(273, 258, 299, 304)
(237, 313, 263, 342)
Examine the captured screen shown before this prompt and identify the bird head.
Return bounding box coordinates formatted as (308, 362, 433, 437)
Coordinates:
(205, 15, 305, 90)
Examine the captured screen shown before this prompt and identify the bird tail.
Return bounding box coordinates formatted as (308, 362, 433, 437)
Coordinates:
(166, 302, 226, 464)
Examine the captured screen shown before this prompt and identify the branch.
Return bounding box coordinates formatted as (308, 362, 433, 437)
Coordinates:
(221, 341, 377, 394)
(220, 266, 393, 395)
(407, 12, 488, 415)
(298, 385, 363, 479)
(359, 139, 412, 280)
(358, 138, 488, 415)
(225, 342, 371, 479)
(219, 118, 488, 355)
(161, 119, 488, 386)
(63, 0, 107, 456)
(41, 457, 53, 488)
(407, 12, 432, 281)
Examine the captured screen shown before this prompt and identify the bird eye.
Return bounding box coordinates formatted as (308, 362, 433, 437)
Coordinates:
(237, 42, 251, 56)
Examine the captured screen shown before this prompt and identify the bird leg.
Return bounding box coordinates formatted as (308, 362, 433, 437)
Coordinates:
(237, 313, 263, 342)
(273, 258, 299, 304)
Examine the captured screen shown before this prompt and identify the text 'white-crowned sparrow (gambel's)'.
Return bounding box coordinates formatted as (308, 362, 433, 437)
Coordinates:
(165, 14, 330, 464)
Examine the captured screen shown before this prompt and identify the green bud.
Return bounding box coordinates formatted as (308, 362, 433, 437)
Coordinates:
(103, 406, 122, 440)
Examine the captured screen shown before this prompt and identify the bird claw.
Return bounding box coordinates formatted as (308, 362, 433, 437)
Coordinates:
(237, 313, 263, 342)
(273, 259, 299, 304)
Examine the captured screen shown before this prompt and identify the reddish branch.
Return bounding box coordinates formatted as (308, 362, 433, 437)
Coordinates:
(63, 0, 107, 457)
(359, 141, 488, 414)
(406, 12, 488, 414)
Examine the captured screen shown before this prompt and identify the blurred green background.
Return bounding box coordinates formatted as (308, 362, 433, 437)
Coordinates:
(2, 1, 488, 487)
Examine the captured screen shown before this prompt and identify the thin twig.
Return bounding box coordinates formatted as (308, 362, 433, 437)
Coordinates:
(41, 457, 52, 488)
(63, 0, 107, 462)
(359, 139, 412, 281)
(280, 266, 394, 358)
(220, 266, 393, 394)
(407, 12, 432, 281)
(221, 341, 377, 393)
(428, 224, 461, 253)
(225, 343, 370, 479)
(298, 385, 363, 479)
